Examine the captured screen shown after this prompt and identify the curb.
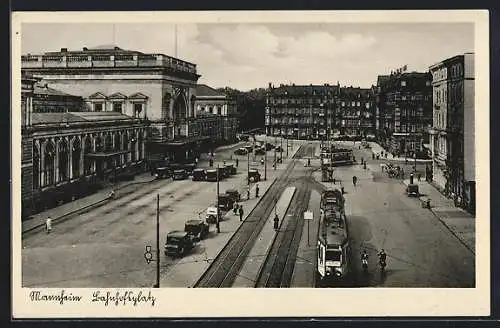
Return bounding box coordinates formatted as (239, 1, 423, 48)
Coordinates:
(22, 177, 156, 235)
(401, 180, 475, 255)
(191, 176, 280, 287)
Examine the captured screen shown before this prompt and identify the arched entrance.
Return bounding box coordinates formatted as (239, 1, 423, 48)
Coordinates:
(172, 93, 188, 138)
(57, 139, 69, 182)
(43, 141, 55, 187)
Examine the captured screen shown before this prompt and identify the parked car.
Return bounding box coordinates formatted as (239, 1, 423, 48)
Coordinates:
(234, 147, 248, 155)
(154, 167, 171, 179)
(205, 206, 219, 224)
(255, 148, 266, 156)
(406, 184, 419, 197)
(184, 219, 209, 242)
(225, 188, 241, 202)
(192, 168, 206, 181)
(244, 145, 254, 152)
(248, 168, 261, 182)
(164, 231, 195, 258)
(264, 143, 275, 151)
(218, 194, 236, 211)
(184, 163, 197, 175)
(206, 169, 218, 182)
(172, 169, 188, 180)
(224, 164, 237, 175)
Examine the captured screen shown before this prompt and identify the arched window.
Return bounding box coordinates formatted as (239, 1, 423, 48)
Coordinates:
(114, 133, 122, 165)
(105, 133, 113, 169)
(58, 139, 69, 182)
(138, 131, 143, 160)
(72, 138, 81, 179)
(131, 132, 137, 162)
(123, 132, 129, 163)
(33, 143, 40, 189)
(95, 135, 103, 152)
(83, 136, 92, 175)
(43, 141, 55, 187)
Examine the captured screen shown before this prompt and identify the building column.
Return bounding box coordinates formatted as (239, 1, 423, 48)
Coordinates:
(54, 138, 59, 184)
(40, 140, 45, 187)
(80, 135, 85, 176)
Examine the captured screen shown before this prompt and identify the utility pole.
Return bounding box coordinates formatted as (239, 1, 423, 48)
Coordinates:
(155, 193, 160, 288)
(264, 135, 267, 180)
(216, 165, 220, 233)
(274, 136, 277, 170)
(247, 150, 250, 184)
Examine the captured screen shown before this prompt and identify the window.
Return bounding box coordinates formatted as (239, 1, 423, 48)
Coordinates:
(209, 107, 213, 114)
(357, 101, 360, 107)
(113, 102, 122, 113)
(94, 103, 103, 112)
(401, 80, 406, 87)
(326, 250, 341, 261)
(134, 103, 143, 117)
(341, 101, 345, 107)
(351, 101, 355, 106)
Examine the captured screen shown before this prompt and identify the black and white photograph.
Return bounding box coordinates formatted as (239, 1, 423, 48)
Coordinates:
(12, 10, 489, 318)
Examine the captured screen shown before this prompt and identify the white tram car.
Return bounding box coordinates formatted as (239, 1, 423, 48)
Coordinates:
(316, 207, 351, 283)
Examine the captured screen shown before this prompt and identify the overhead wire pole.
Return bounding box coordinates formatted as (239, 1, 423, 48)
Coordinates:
(155, 193, 160, 288)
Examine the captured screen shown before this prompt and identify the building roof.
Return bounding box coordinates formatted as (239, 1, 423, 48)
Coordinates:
(31, 111, 136, 125)
(196, 84, 227, 98)
(269, 84, 340, 97)
(34, 83, 80, 98)
(45, 45, 144, 56)
(339, 86, 373, 98)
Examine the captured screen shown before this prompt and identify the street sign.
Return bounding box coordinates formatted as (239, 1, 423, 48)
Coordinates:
(304, 211, 313, 220)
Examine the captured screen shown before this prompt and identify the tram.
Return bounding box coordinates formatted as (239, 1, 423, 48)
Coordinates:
(317, 190, 351, 284)
(320, 148, 354, 167)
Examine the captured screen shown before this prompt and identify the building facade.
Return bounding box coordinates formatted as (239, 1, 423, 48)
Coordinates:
(265, 84, 339, 140)
(429, 53, 475, 214)
(21, 45, 210, 165)
(264, 83, 376, 140)
(21, 74, 148, 218)
(195, 84, 238, 145)
(376, 72, 433, 157)
(336, 87, 376, 137)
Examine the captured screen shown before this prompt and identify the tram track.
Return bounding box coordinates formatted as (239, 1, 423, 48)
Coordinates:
(193, 144, 310, 288)
(254, 171, 313, 288)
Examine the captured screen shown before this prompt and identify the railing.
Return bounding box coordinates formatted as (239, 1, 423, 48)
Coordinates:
(21, 54, 197, 74)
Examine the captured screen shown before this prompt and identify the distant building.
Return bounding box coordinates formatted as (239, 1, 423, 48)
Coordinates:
(33, 82, 84, 113)
(265, 83, 339, 140)
(376, 72, 433, 157)
(336, 86, 376, 137)
(429, 53, 475, 214)
(195, 84, 238, 145)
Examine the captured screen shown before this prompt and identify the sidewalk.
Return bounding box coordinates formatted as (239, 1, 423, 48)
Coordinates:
(403, 179, 475, 254)
(368, 142, 432, 163)
(22, 172, 156, 234)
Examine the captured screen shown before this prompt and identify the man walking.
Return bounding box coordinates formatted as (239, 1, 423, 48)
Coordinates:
(255, 183, 260, 198)
(239, 206, 244, 222)
(247, 185, 251, 200)
(236, 158, 239, 167)
(45, 217, 52, 234)
(273, 214, 279, 231)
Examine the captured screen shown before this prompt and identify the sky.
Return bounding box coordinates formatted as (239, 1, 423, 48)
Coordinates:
(21, 23, 474, 91)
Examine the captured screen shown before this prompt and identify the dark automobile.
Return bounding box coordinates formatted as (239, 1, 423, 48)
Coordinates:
(184, 163, 197, 175)
(154, 167, 171, 179)
(110, 168, 136, 182)
(206, 169, 218, 182)
(218, 194, 235, 211)
(275, 146, 284, 152)
(234, 147, 248, 155)
(264, 143, 275, 151)
(184, 219, 209, 242)
(164, 231, 195, 258)
(406, 184, 419, 197)
(224, 164, 237, 175)
(248, 168, 261, 182)
(225, 188, 241, 202)
(244, 145, 254, 152)
(192, 168, 206, 181)
(172, 169, 188, 180)
(255, 148, 266, 156)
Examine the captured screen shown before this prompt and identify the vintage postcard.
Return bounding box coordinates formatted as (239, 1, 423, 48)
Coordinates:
(12, 10, 490, 318)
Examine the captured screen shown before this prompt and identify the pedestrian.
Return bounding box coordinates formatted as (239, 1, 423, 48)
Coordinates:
(261, 158, 264, 165)
(372, 153, 375, 160)
(233, 202, 239, 215)
(255, 183, 260, 198)
(195, 157, 199, 165)
(209, 158, 213, 167)
(333, 177, 336, 184)
(247, 185, 251, 200)
(410, 172, 414, 184)
(417, 173, 421, 182)
(239, 206, 244, 222)
(45, 217, 52, 234)
(236, 158, 239, 167)
(273, 214, 279, 231)
(223, 160, 226, 165)
(109, 190, 115, 199)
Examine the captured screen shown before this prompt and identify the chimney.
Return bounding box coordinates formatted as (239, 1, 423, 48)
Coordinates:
(268, 82, 272, 89)
(83, 47, 88, 51)
(60, 48, 68, 52)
